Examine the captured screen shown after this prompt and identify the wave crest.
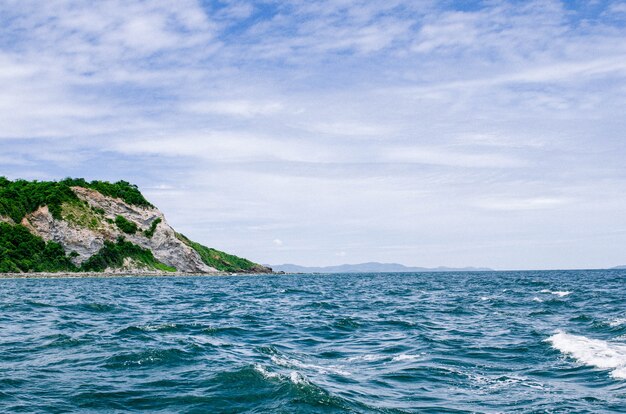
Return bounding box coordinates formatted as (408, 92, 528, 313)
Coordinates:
(548, 331, 626, 379)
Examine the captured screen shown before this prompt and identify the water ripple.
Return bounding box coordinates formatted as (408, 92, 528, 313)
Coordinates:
(0, 270, 625, 412)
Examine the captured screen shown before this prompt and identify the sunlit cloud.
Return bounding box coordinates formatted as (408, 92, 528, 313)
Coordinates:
(1, 0, 625, 269)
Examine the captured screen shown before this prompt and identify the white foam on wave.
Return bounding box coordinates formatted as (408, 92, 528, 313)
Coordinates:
(391, 354, 422, 362)
(347, 353, 423, 363)
(346, 354, 386, 362)
(254, 364, 281, 379)
(142, 323, 177, 331)
(254, 364, 311, 386)
(532, 296, 543, 303)
(469, 372, 546, 391)
(547, 331, 626, 379)
(289, 371, 308, 385)
(609, 318, 626, 328)
(540, 289, 571, 297)
(271, 355, 350, 376)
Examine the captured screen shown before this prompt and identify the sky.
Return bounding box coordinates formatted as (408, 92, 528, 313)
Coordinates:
(1, 0, 625, 270)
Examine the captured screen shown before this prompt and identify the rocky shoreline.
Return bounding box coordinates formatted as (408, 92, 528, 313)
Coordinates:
(0, 271, 275, 279)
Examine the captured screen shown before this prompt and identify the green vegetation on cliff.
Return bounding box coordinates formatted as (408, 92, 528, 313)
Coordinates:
(115, 215, 138, 234)
(0, 223, 175, 273)
(0, 177, 269, 274)
(144, 218, 161, 238)
(0, 177, 152, 223)
(62, 201, 103, 230)
(176, 232, 263, 273)
(61, 178, 152, 208)
(0, 223, 76, 273)
(0, 178, 77, 222)
(81, 237, 176, 272)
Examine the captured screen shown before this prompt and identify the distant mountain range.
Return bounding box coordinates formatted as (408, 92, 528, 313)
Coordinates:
(270, 262, 493, 273)
(612, 265, 626, 269)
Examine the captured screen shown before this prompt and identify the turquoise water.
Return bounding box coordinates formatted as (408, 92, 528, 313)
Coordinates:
(1, 271, 625, 413)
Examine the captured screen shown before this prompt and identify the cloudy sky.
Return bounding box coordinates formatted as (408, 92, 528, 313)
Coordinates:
(1, 0, 626, 270)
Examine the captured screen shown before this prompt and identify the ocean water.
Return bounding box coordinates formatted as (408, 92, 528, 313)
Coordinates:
(0, 271, 625, 413)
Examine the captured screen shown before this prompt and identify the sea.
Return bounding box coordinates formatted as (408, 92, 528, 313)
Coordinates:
(0, 270, 625, 413)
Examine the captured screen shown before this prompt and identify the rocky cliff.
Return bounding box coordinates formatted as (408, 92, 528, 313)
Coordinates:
(0, 178, 271, 274)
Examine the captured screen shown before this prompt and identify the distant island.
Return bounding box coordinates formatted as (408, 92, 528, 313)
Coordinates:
(270, 262, 493, 273)
(612, 265, 626, 270)
(0, 178, 270, 275)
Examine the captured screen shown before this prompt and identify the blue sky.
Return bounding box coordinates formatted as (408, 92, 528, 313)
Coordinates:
(1, 0, 625, 269)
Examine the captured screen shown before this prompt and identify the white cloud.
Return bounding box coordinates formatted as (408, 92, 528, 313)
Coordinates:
(609, 2, 626, 13)
(111, 131, 349, 163)
(299, 121, 395, 137)
(381, 147, 527, 168)
(184, 99, 284, 117)
(473, 197, 571, 211)
(413, 11, 481, 53)
(2, 0, 626, 269)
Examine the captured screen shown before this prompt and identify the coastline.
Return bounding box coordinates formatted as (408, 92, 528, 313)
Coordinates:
(0, 271, 275, 279)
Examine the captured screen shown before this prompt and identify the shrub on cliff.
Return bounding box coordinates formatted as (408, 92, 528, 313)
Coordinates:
(115, 215, 138, 234)
(80, 237, 175, 272)
(0, 223, 76, 272)
(0, 177, 153, 223)
(0, 178, 77, 222)
(176, 232, 261, 272)
(60, 178, 153, 207)
(144, 218, 161, 238)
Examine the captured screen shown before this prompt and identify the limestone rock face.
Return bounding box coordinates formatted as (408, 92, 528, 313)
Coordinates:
(0, 215, 15, 225)
(22, 206, 105, 265)
(22, 187, 216, 273)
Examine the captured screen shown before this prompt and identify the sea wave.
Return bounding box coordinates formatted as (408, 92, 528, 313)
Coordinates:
(346, 354, 388, 363)
(117, 323, 180, 335)
(540, 290, 572, 297)
(270, 355, 351, 376)
(104, 348, 191, 369)
(547, 331, 626, 379)
(253, 363, 281, 380)
(254, 364, 313, 386)
(251, 365, 355, 410)
(2, 270, 624, 412)
(391, 354, 422, 362)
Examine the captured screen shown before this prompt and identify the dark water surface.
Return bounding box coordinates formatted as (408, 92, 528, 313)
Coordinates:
(1, 271, 625, 413)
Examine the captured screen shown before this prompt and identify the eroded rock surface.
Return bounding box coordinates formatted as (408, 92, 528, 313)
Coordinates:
(22, 206, 105, 265)
(22, 188, 216, 273)
(0, 215, 15, 225)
